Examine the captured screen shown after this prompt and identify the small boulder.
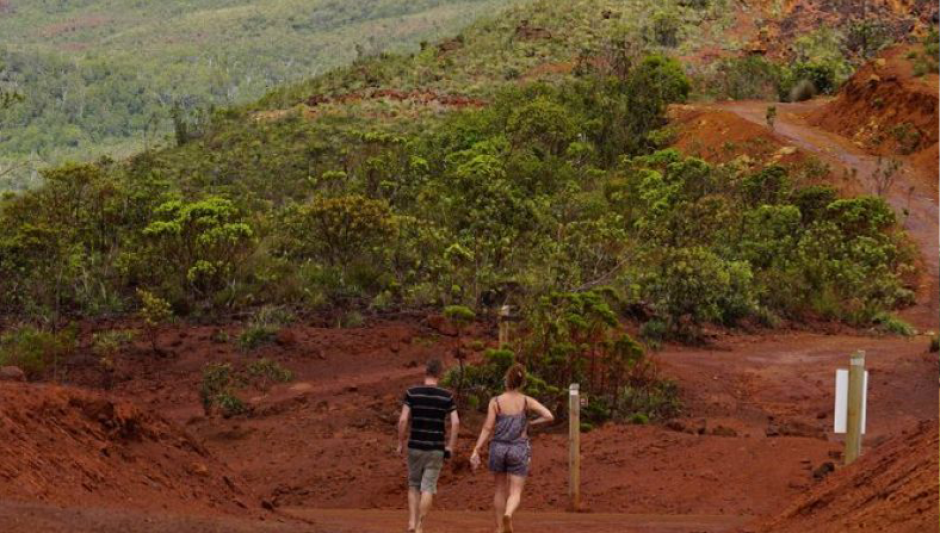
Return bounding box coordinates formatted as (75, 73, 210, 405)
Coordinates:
(0, 366, 26, 382)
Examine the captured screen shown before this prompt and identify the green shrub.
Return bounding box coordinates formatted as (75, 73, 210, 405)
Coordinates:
(846, 20, 893, 60)
(247, 358, 294, 388)
(216, 392, 248, 418)
(911, 27, 939, 76)
(443, 348, 520, 410)
(639, 319, 667, 348)
(617, 379, 682, 422)
(0, 325, 77, 379)
(443, 305, 476, 325)
(872, 313, 915, 337)
(649, 11, 681, 48)
(339, 310, 365, 328)
(238, 305, 293, 350)
(238, 324, 278, 350)
(137, 289, 173, 354)
(200, 363, 248, 417)
(91, 330, 136, 356)
(705, 56, 784, 100)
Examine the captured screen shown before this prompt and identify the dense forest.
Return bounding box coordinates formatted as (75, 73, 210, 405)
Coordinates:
(0, 0, 527, 190)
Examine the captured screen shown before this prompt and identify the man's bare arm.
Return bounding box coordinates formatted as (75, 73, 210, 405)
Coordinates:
(447, 410, 460, 453)
(397, 404, 411, 454)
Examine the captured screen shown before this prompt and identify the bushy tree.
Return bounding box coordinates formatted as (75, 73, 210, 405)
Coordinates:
(143, 197, 254, 305)
(641, 246, 754, 335)
(283, 194, 393, 272)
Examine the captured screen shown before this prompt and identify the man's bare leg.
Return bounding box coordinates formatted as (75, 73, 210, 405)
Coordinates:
(408, 488, 420, 531)
(415, 491, 434, 533)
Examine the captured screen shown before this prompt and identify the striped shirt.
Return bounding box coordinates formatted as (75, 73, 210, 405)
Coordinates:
(403, 386, 456, 451)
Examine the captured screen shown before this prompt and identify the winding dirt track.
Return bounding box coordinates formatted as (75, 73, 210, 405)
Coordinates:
(716, 99, 939, 331)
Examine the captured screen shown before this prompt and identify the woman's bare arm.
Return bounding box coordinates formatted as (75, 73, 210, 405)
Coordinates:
(470, 398, 498, 463)
(525, 396, 554, 426)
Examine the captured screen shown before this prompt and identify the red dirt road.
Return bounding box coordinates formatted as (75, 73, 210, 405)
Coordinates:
(287, 509, 748, 533)
(0, 501, 745, 533)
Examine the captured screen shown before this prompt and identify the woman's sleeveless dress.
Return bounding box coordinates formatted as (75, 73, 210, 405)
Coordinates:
(488, 397, 531, 477)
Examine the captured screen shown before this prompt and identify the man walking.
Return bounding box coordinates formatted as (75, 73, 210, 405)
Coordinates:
(397, 359, 459, 533)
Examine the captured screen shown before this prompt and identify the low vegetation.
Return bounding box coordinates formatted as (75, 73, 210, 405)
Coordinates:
(909, 27, 940, 76)
(200, 358, 294, 417)
(449, 289, 681, 425)
(238, 306, 294, 350)
(0, 324, 77, 380)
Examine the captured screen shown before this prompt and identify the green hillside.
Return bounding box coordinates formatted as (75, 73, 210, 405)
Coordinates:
(0, 0, 529, 189)
(0, 0, 917, 347)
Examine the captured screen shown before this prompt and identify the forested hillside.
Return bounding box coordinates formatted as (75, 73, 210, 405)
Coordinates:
(0, 0, 527, 190)
(0, 0, 927, 344)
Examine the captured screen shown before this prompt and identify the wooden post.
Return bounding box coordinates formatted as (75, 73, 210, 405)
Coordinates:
(568, 383, 581, 511)
(498, 305, 511, 348)
(845, 350, 865, 465)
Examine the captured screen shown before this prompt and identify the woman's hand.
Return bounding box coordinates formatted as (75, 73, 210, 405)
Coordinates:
(470, 450, 482, 470)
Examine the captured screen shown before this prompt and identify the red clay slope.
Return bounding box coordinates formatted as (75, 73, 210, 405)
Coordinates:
(809, 45, 939, 186)
(754, 419, 939, 533)
(0, 382, 258, 517)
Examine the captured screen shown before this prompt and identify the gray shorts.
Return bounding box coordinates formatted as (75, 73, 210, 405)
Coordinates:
(407, 448, 445, 494)
(488, 440, 531, 477)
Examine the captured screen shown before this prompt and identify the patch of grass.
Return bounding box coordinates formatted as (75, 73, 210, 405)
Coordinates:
(238, 305, 294, 350)
(91, 329, 136, 356)
(247, 358, 294, 388)
(338, 310, 365, 329)
(873, 312, 916, 337)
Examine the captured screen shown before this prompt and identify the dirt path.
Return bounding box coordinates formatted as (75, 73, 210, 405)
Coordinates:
(715, 100, 939, 331)
(286, 509, 747, 533)
(0, 501, 746, 533)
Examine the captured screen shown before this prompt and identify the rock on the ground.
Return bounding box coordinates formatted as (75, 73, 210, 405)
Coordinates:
(0, 366, 25, 382)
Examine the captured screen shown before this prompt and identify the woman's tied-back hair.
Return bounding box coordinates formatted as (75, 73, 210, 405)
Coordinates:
(504, 363, 527, 391)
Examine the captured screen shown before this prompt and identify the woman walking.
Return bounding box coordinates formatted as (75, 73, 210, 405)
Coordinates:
(470, 364, 554, 533)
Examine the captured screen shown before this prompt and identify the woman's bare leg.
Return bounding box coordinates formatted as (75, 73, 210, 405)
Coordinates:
(504, 474, 526, 526)
(493, 473, 508, 532)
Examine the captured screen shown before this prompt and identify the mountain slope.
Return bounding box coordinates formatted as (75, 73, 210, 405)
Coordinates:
(0, 0, 528, 189)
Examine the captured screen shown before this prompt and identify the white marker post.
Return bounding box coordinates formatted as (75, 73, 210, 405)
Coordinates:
(834, 351, 868, 465)
(568, 383, 581, 512)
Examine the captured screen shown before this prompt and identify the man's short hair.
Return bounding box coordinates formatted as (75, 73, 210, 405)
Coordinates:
(426, 359, 443, 378)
